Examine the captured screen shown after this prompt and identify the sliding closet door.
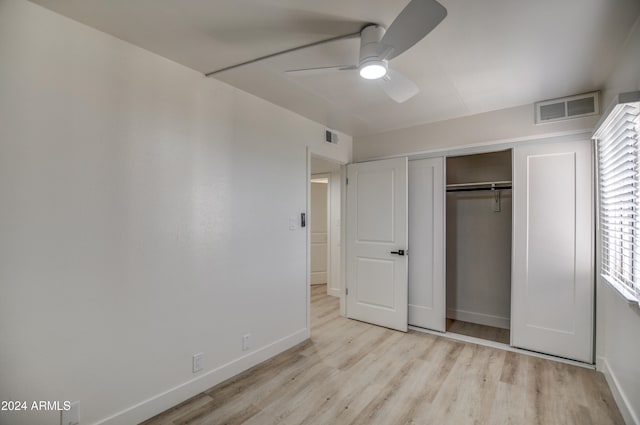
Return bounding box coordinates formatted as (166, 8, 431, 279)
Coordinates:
(512, 140, 594, 363)
(408, 158, 445, 331)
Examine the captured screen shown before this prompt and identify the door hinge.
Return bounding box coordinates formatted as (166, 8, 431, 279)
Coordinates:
(346, 177, 349, 185)
(346, 287, 349, 295)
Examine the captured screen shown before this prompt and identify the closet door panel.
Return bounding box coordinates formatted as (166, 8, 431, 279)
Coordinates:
(512, 140, 594, 363)
(408, 158, 445, 331)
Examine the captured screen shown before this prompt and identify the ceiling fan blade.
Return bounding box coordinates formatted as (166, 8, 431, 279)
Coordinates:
(208, 4, 366, 43)
(285, 65, 357, 76)
(377, 68, 419, 103)
(379, 0, 447, 60)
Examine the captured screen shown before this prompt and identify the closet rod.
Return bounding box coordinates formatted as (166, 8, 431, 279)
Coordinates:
(446, 185, 512, 193)
(446, 180, 512, 193)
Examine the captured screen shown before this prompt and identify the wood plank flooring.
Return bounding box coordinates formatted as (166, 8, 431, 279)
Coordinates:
(446, 318, 510, 344)
(142, 285, 623, 425)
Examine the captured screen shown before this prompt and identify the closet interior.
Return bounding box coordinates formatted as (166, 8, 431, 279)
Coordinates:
(445, 150, 512, 344)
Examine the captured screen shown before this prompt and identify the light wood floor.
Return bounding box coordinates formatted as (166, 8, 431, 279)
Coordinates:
(142, 284, 623, 425)
(446, 318, 510, 344)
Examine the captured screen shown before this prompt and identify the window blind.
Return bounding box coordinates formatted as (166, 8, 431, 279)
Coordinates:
(595, 97, 640, 303)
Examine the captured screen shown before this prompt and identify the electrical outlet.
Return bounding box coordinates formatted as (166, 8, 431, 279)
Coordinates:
(61, 401, 80, 425)
(242, 334, 252, 352)
(192, 353, 203, 373)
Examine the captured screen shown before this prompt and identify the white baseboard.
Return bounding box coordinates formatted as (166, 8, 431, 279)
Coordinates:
(92, 328, 310, 425)
(327, 287, 340, 297)
(597, 356, 639, 425)
(447, 308, 510, 329)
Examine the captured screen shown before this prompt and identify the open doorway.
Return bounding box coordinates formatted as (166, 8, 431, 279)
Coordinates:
(309, 155, 343, 328)
(310, 156, 342, 297)
(444, 150, 512, 345)
(310, 174, 330, 287)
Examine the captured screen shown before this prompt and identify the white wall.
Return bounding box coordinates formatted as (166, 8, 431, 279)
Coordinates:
(354, 103, 599, 161)
(600, 15, 640, 109)
(0, 1, 351, 425)
(597, 285, 640, 425)
(596, 14, 640, 425)
(446, 191, 512, 329)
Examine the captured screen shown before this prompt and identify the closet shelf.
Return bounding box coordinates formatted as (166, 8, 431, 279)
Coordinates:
(446, 180, 512, 193)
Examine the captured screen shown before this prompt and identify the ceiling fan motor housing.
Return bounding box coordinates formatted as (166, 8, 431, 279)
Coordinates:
(359, 25, 388, 78)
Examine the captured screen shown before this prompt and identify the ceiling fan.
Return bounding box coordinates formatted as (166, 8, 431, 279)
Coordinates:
(205, 0, 447, 103)
(285, 1, 447, 103)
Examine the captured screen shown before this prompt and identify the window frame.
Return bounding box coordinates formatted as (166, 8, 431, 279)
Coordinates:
(594, 91, 640, 305)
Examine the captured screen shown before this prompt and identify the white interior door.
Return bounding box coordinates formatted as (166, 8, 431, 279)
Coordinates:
(512, 139, 594, 363)
(310, 178, 328, 285)
(346, 158, 408, 332)
(408, 158, 446, 331)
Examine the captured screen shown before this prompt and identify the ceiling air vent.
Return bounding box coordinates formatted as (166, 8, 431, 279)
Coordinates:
(535, 91, 599, 124)
(325, 129, 339, 144)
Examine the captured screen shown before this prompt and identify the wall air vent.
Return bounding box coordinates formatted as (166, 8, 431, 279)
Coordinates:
(325, 129, 339, 144)
(535, 91, 599, 124)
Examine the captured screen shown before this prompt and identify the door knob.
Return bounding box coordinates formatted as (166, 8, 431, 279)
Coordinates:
(390, 249, 406, 256)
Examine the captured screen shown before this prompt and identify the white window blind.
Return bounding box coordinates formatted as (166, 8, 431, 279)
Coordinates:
(595, 95, 640, 303)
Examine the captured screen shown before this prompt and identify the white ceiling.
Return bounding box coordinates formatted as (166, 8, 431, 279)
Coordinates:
(29, 0, 640, 137)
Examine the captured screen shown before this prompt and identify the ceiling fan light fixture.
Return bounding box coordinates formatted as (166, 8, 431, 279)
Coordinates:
(359, 59, 388, 80)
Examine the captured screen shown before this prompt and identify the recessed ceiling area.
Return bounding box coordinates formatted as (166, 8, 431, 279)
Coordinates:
(28, 0, 640, 136)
